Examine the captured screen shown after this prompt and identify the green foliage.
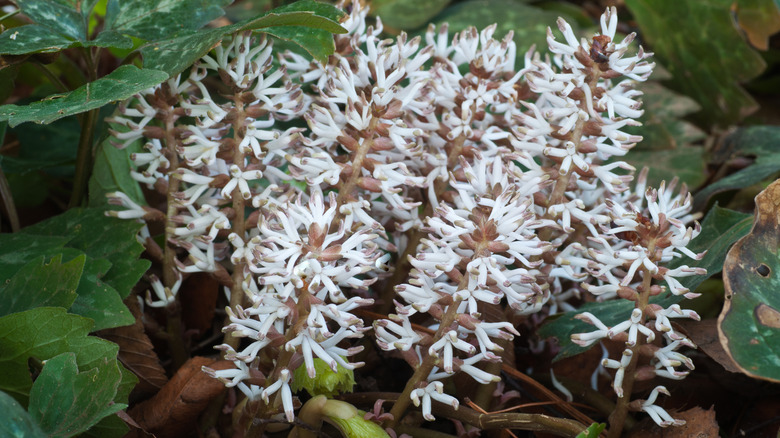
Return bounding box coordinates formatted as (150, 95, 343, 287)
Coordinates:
(695, 126, 780, 206)
(89, 136, 146, 207)
(293, 358, 356, 397)
(625, 0, 766, 127)
(0, 391, 47, 438)
(576, 423, 606, 437)
(0, 255, 84, 316)
(104, 0, 232, 41)
(719, 181, 780, 382)
(327, 410, 391, 438)
(371, 0, 451, 30)
(28, 352, 125, 437)
(540, 204, 753, 360)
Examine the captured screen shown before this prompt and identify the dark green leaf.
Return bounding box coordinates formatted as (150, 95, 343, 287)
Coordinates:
(0, 254, 84, 317)
(142, 3, 346, 75)
(430, 0, 574, 56)
(540, 205, 752, 361)
(24, 208, 150, 300)
(630, 79, 705, 151)
(371, 0, 450, 30)
(105, 0, 231, 41)
(0, 25, 75, 55)
(719, 180, 780, 382)
(625, 0, 765, 127)
(0, 391, 46, 438)
(28, 352, 125, 437)
(69, 255, 135, 331)
(89, 135, 146, 207)
(2, 117, 80, 175)
(0, 233, 70, 280)
(0, 307, 121, 405)
(624, 146, 707, 189)
(0, 65, 169, 127)
(15, 0, 86, 40)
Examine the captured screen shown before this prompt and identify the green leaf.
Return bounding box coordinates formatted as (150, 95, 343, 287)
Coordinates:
(370, 0, 451, 30)
(142, 2, 346, 75)
(69, 255, 134, 331)
(625, 0, 765, 127)
(15, 0, 87, 41)
(293, 358, 355, 397)
(623, 146, 707, 189)
(719, 179, 780, 382)
(576, 423, 606, 438)
(0, 307, 121, 406)
(540, 204, 752, 361)
(0, 233, 70, 280)
(0, 391, 46, 438)
(24, 208, 150, 300)
(430, 0, 572, 56)
(89, 135, 146, 207)
(0, 65, 169, 127)
(28, 352, 125, 437)
(104, 0, 231, 41)
(630, 78, 705, 151)
(694, 126, 780, 205)
(0, 25, 76, 55)
(1, 117, 80, 175)
(0, 254, 84, 317)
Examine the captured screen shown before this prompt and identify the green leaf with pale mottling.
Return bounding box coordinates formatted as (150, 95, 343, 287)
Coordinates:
(141, 2, 345, 75)
(0, 65, 168, 126)
(0, 254, 84, 317)
(370, 0, 451, 30)
(625, 0, 765, 127)
(28, 353, 124, 437)
(0, 25, 76, 55)
(105, 0, 231, 41)
(719, 180, 780, 382)
(0, 391, 46, 438)
(430, 0, 573, 56)
(624, 146, 707, 189)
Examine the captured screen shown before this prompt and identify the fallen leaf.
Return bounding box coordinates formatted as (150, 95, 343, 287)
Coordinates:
(718, 178, 780, 383)
(129, 357, 232, 438)
(99, 296, 169, 400)
(735, 0, 780, 51)
(180, 272, 219, 337)
(630, 406, 719, 437)
(675, 319, 742, 374)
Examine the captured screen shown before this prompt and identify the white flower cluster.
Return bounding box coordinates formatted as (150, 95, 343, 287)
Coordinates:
(107, 1, 705, 429)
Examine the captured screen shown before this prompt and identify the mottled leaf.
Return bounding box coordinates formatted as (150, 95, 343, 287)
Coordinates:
(0, 25, 76, 55)
(0, 391, 46, 438)
(28, 352, 125, 437)
(540, 205, 752, 360)
(695, 126, 780, 205)
(104, 0, 231, 41)
(630, 79, 705, 151)
(0, 65, 168, 127)
(0, 254, 84, 317)
(624, 146, 707, 189)
(0, 308, 121, 406)
(625, 0, 765, 127)
(141, 2, 345, 75)
(370, 0, 451, 30)
(719, 179, 780, 382)
(430, 0, 573, 56)
(15, 0, 87, 41)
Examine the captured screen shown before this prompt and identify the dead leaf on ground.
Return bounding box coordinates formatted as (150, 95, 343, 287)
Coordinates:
(98, 295, 169, 399)
(129, 356, 232, 438)
(675, 319, 741, 374)
(180, 272, 219, 337)
(630, 405, 719, 437)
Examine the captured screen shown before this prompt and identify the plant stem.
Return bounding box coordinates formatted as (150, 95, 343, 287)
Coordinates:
(0, 166, 19, 232)
(31, 62, 70, 95)
(0, 8, 20, 23)
(68, 107, 98, 208)
(606, 239, 656, 438)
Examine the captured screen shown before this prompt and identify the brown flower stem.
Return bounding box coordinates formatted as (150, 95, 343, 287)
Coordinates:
(161, 106, 188, 369)
(607, 239, 656, 438)
(225, 94, 248, 351)
(377, 133, 467, 314)
(386, 266, 472, 429)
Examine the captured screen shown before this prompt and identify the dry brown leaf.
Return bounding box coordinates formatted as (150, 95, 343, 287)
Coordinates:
(630, 406, 719, 437)
(98, 296, 169, 399)
(675, 319, 742, 374)
(129, 356, 232, 438)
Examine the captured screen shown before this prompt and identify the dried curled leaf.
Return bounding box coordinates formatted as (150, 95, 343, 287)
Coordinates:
(128, 357, 232, 437)
(718, 178, 780, 383)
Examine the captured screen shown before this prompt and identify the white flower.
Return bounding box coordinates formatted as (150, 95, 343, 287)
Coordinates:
(410, 381, 459, 421)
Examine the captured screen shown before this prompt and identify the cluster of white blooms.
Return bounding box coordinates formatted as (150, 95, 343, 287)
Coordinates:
(106, 1, 706, 431)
